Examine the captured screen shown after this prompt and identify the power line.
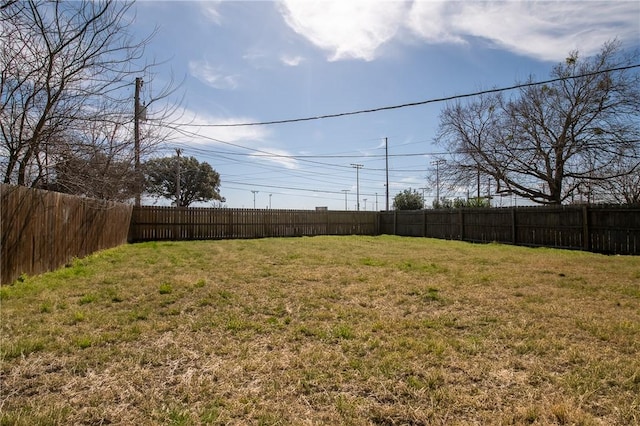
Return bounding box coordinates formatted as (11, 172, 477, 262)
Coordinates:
(224, 180, 346, 195)
(169, 139, 639, 166)
(222, 185, 344, 203)
(173, 64, 640, 128)
(168, 143, 378, 187)
(223, 180, 383, 199)
(163, 125, 357, 170)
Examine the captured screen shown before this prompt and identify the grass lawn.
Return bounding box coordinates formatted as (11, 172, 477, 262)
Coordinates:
(1, 235, 639, 425)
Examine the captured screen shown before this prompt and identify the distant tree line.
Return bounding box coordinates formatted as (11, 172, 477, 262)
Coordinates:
(392, 188, 492, 210)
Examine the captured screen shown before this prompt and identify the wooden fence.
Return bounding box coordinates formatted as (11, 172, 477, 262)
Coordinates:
(129, 205, 638, 254)
(129, 206, 378, 242)
(1, 184, 132, 284)
(379, 205, 640, 255)
(4, 196, 637, 285)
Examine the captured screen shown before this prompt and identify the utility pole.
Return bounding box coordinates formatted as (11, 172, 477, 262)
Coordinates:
(175, 148, 182, 207)
(44, 139, 49, 188)
(363, 198, 367, 211)
(251, 190, 259, 209)
(351, 164, 363, 211)
(134, 77, 143, 207)
(341, 190, 349, 210)
(419, 187, 428, 209)
(385, 137, 389, 211)
(431, 159, 445, 207)
(269, 194, 272, 209)
(375, 193, 378, 211)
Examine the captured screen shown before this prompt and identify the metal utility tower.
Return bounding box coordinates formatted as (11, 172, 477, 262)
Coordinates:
(251, 190, 259, 209)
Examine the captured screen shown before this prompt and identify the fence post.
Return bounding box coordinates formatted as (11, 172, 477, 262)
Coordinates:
(172, 208, 177, 240)
(326, 210, 330, 235)
(393, 210, 397, 235)
(459, 209, 464, 241)
(582, 205, 590, 251)
(511, 208, 517, 245)
(128, 207, 137, 243)
(423, 210, 427, 237)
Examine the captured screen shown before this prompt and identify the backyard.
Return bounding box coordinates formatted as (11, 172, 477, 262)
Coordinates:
(1, 236, 639, 425)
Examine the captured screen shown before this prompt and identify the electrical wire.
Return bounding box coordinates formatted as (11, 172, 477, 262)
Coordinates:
(168, 64, 640, 128)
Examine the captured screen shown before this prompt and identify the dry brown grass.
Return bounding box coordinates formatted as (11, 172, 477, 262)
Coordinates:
(1, 236, 639, 425)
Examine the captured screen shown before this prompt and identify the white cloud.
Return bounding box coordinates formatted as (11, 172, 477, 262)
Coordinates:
(280, 54, 304, 67)
(189, 60, 239, 90)
(242, 50, 272, 69)
(413, 1, 640, 61)
(250, 148, 300, 170)
(201, 1, 223, 25)
(406, 1, 466, 45)
(172, 109, 270, 146)
(279, 0, 407, 61)
(167, 109, 300, 169)
(389, 178, 419, 191)
(279, 0, 640, 62)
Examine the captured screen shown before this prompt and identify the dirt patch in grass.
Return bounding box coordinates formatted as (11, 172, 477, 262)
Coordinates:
(1, 236, 639, 425)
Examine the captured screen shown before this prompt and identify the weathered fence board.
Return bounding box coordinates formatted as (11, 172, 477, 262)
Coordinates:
(379, 205, 639, 255)
(1, 184, 132, 284)
(128, 206, 378, 242)
(463, 209, 513, 243)
(513, 206, 585, 250)
(588, 207, 640, 254)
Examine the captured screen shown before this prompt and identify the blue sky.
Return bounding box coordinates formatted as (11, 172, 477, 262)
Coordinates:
(132, 1, 640, 210)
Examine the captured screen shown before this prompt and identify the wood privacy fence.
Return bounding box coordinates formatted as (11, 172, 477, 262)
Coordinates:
(129, 206, 378, 241)
(129, 205, 639, 255)
(3, 191, 638, 284)
(1, 184, 132, 284)
(379, 205, 640, 255)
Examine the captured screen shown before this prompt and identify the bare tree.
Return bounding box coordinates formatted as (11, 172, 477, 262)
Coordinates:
(1, 0, 179, 200)
(588, 144, 640, 204)
(436, 41, 640, 205)
(433, 93, 502, 202)
(48, 117, 138, 201)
